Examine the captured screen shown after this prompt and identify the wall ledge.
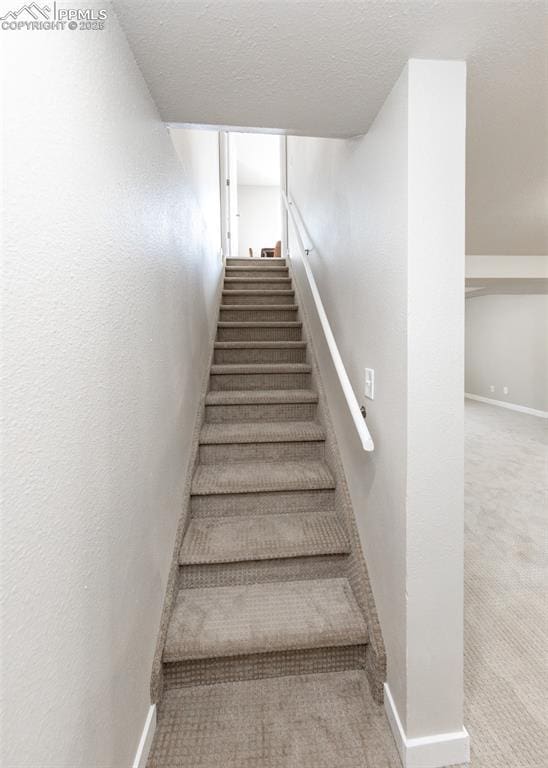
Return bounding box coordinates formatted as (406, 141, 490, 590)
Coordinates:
(384, 684, 470, 768)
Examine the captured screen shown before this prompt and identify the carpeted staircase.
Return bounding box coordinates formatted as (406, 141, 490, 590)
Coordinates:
(147, 257, 388, 767)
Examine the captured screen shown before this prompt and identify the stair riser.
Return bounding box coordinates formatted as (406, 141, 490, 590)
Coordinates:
(219, 308, 298, 322)
(205, 401, 317, 423)
(209, 372, 311, 390)
(179, 554, 348, 589)
(227, 258, 286, 267)
(222, 292, 295, 305)
(225, 269, 289, 279)
(225, 280, 291, 291)
(163, 644, 366, 691)
(199, 440, 324, 464)
(213, 347, 306, 364)
(191, 488, 336, 517)
(217, 326, 302, 341)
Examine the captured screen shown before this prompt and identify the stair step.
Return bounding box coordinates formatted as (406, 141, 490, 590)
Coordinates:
(217, 321, 302, 341)
(204, 389, 319, 424)
(163, 578, 367, 662)
(225, 281, 292, 292)
(199, 419, 324, 462)
(226, 266, 289, 275)
(205, 389, 318, 405)
(222, 290, 295, 305)
(224, 277, 291, 285)
(226, 257, 286, 267)
(191, 459, 335, 496)
(210, 363, 311, 375)
(191, 487, 336, 518)
(151, 670, 396, 764)
(200, 419, 324, 445)
(180, 553, 348, 589)
(219, 306, 298, 323)
(215, 340, 304, 348)
(179, 511, 349, 565)
(209, 364, 311, 391)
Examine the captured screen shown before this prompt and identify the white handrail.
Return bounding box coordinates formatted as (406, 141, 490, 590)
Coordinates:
(282, 190, 374, 452)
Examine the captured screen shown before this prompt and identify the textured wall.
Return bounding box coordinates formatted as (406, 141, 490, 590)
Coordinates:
(288, 60, 466, 745)
(1, 11, 221, 768)
(466, 295, 548, 412)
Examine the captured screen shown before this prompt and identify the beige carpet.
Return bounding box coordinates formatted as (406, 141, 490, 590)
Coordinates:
(463, 400, 548, 767)
(148, 670, 401, 768)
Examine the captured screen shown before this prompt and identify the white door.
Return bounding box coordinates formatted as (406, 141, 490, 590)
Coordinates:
(219, 132, 240, 259)
(219, 132, 230, 260)
(227, 133, 239, 258)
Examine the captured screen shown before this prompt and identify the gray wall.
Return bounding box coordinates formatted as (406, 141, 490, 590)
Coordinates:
(465, 294, 548, 412)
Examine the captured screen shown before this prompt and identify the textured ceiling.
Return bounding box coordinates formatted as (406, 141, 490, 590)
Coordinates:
(115, 0, 547, 255)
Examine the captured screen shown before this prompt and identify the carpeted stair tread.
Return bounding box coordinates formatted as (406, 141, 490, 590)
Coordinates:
(179, 511, 350, 564)
(226, 257, 286, 264)
(222, 290, 295, 296)
(214, 340, 304, 348)
(218, 321, 301, 328)
(220, 304, 298, 311)
(225, 266, 288, 273)
(147, 670, 398, 768)
(210, 363, 312, 375)
(205, 388, 318, 405)
(163, 578, 367, 661)
(191, 459, 335, 495)
(200, 420, 324, 445)
(224, 277, 292, 284)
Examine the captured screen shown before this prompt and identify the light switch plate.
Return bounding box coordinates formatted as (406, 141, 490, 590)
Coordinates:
(365, 368, 375, 400)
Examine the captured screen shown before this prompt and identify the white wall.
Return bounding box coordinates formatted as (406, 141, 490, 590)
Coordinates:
(287, 60, 467, 765)
(465, 294, 548, 412)
(237, 185, 281, 258)
(0, 12, 221, 768)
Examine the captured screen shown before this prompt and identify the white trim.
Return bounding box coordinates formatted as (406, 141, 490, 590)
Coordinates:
(132, 704, 156, 768)
(384, 684, 470, 768)
(281, 191, 374, 451)
(465, 392, 548, 418)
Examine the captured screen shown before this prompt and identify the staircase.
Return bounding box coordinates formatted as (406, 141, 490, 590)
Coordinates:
(147, 257, 388, 768)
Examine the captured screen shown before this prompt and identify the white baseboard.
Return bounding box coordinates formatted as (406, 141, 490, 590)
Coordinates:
(384, 684, 470, 768)
(465, 392, 548, 418)
(132, 704, 156, 768)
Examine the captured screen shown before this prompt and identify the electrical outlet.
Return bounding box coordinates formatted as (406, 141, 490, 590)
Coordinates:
(365, 368, 375, 400)
(489, 385, 495, 393)
(503, 386, 509, 395)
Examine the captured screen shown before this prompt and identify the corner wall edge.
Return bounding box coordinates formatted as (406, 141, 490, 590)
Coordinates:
(384, 683, 470, 768)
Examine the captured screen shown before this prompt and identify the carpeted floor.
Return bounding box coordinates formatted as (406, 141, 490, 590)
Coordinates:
(463, 400, 548, 767)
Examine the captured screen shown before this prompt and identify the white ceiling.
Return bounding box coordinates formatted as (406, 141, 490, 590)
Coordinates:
(236, 133, 280, 186)
(114, 0, 547, 255)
